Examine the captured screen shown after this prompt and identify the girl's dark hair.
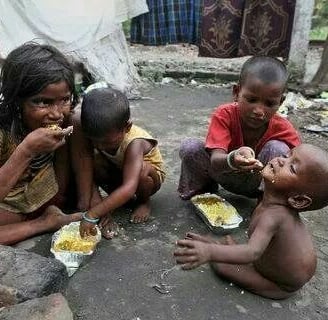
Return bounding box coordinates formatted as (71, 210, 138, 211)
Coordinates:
(0, 42, 78, 131)
(81, 87, 130, 138)
(239, 56, 288, 88)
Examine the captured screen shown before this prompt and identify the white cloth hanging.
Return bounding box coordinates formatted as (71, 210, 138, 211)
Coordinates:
(0, 0, 117, 54)
(0, 0, 149, 95)
(115, 0, 149, 23)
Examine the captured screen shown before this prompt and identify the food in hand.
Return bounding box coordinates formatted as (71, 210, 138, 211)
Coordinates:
(46, 124, 73, 136)
(255, 159, 264, 168)
(61, 125, 74, 136)
(46, 123, 62, 131)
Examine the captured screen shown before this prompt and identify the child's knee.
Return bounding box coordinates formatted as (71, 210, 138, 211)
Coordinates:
(264, 140, 289, 153)
(258, 140, 290, 164)
(137, 164, 161, 197)
(179, 138, 205, 160)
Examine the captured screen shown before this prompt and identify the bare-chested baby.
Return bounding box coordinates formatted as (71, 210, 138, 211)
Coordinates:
(174, 144, 328, 299)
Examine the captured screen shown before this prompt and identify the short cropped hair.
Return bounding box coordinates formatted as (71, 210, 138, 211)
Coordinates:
(239, 56, 288, 88)
(81, 87, 130, 138)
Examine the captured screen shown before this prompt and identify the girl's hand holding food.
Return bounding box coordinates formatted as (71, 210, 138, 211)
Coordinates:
(22, 126, 73, 156)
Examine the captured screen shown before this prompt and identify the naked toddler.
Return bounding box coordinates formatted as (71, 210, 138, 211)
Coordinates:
(174, 144, 328, 299)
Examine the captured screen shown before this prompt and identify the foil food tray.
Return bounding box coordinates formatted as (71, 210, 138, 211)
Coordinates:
(191, 193, 243, 234)
(50, 221, 101, 276)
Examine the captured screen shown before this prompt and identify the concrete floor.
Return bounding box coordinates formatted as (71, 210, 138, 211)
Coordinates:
(25, 84, 328, 320)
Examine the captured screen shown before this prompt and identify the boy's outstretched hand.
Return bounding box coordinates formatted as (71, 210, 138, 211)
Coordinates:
(233, 146, 263, 171)
(174, 238, 212, 270)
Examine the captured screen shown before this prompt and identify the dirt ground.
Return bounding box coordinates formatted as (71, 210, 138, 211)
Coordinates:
(18, 45, 328, 320)
(17, 82, 328, 320)
(58, 83, 328, 319)
(289, 107, 328, 151)
(67, 83, 328, 320)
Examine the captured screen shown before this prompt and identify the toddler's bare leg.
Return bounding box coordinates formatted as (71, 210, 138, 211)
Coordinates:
(211, 262, 294, 300)
(212, 235, 293, 299)
(131, 162, 161, 224)
(0, 206, 81, 245)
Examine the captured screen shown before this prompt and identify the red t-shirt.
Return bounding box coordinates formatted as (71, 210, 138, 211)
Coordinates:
(205, 103, 301, 155)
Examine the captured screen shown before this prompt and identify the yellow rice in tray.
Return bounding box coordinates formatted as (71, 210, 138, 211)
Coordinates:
(193, 196, 238, 227)
(53, 226, 98, 253)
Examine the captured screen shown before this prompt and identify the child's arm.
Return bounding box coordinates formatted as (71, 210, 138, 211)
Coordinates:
(53, 140, 70, 204)
(80, 139, 151, 236)
(70, 113, 100, 210)
(0, 128, 67, 201)
(211, 147, 263, 173)
(174, 211, 279, 269)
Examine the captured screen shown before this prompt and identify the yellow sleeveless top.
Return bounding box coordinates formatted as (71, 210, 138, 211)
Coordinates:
(98, 125, 165, 182)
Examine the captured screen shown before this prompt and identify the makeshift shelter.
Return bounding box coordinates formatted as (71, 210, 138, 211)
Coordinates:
(0, 0, 148, 96)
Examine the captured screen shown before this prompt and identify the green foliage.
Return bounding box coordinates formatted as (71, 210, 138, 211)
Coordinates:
(310, 26, 328, 40)
(312, 0, 328, 29)
(122, 20, 131, 38)
(311, 0, 328, 40)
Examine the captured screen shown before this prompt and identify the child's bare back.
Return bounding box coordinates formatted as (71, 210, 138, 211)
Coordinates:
(250, 203, 316, 292)
(175, 144, 328, 299)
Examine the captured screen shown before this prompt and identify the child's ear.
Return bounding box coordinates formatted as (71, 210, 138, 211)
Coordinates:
(125, 120, 132, 132)
(288, 195, 312, 210)
(232, 84, 240, 102)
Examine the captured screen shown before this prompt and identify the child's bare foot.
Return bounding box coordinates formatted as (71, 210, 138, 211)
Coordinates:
(185, 232, 218, 244)
(38, 205, 82, 231)
(130, 201, 150, 223)
(99, 215, 119, 239)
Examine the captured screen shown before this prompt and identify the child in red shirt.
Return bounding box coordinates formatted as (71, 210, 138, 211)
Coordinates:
(178, 56, 300, 199)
